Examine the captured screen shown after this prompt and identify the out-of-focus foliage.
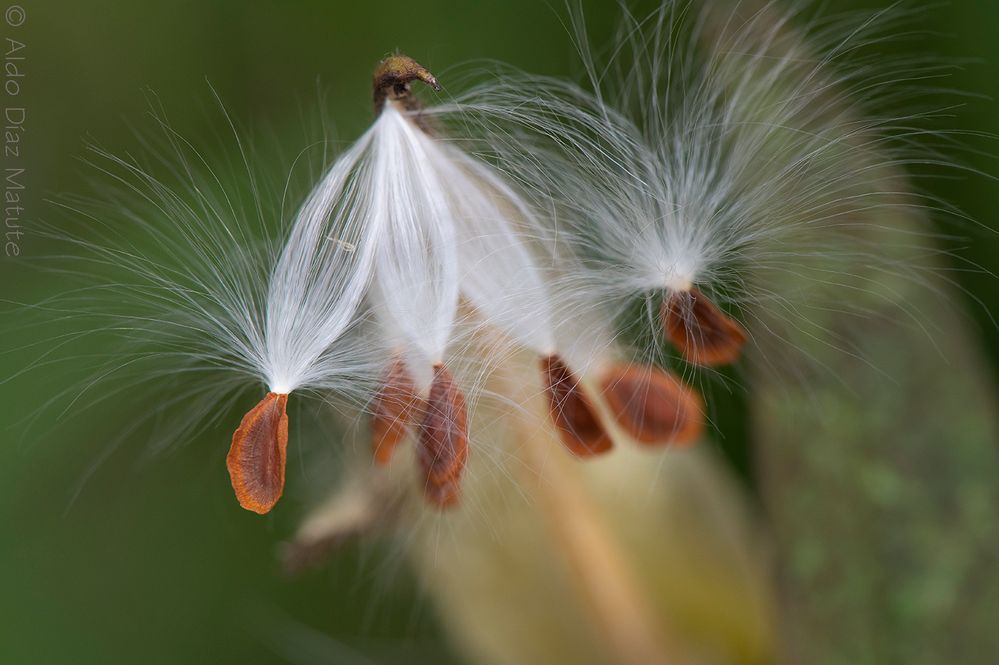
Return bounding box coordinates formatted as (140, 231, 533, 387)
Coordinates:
(754, 205, 999, 664)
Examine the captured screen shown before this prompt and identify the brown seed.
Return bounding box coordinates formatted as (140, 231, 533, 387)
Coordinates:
(600, 364, 704, 446)
(226, 392, 289, 515)
(416, 365, 468, 508)
(661, 287, 747, 366)
(371, 358, 422, 465)
(541, 354, 613, 457)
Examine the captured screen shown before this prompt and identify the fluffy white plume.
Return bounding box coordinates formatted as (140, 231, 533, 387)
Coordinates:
(435, 0, 960, 357)
(442, 145, 558, 356)
(26, 98, 391, 474)
(265, 128, 383, 394)
(360, 103, 561, 379)
(367, 104, 461, 374)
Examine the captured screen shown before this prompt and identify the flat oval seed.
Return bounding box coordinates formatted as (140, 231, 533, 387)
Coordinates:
(371, 358, 422, 465)
(541, 354, 613, 457)
(416, 365, 468, 508)
(600, 364, 704, 446)
(226, 392, 289, 515)
(661, 287, 747, 366)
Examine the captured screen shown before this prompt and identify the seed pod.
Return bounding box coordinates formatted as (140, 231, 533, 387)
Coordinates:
(372, 54, 441, 115)
(600, 364, 703, 446)
(226, 392, 289, 514)
(541, 354, 613, 457)
(661, 288, 747, 367)
(416, 365, 469, 507)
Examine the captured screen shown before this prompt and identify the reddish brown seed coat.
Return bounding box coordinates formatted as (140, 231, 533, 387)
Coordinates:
(541, 354, 613, 457)
(416, 366, 468, 508)
(227, 392, 289, 515)
(371, 358, 422, 465)
(661, 287, 747, 366)
(600, 364, 704, 446)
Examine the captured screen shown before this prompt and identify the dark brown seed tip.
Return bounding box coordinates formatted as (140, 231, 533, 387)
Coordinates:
(373, 54, 440, 113)
(371, 358, 422, 465)
(600, 363, 704, 446)
(541, 354, 613, 457)
(661, 287, 747, 367)
(415, 365, 468, 508)
(226, 392, 289, 515)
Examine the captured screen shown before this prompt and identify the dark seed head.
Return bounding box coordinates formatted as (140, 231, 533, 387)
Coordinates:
(373, 54, 441, 115)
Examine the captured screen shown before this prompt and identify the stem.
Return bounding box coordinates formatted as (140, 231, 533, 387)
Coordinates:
(513, 374, 677, 665)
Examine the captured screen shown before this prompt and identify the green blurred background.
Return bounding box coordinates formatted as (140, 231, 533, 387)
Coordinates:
(1, 1, 997, 664)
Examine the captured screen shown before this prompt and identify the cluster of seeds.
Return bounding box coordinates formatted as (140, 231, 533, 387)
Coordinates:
(226, 55, 747, 514)
(52, 0, 946, 522)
